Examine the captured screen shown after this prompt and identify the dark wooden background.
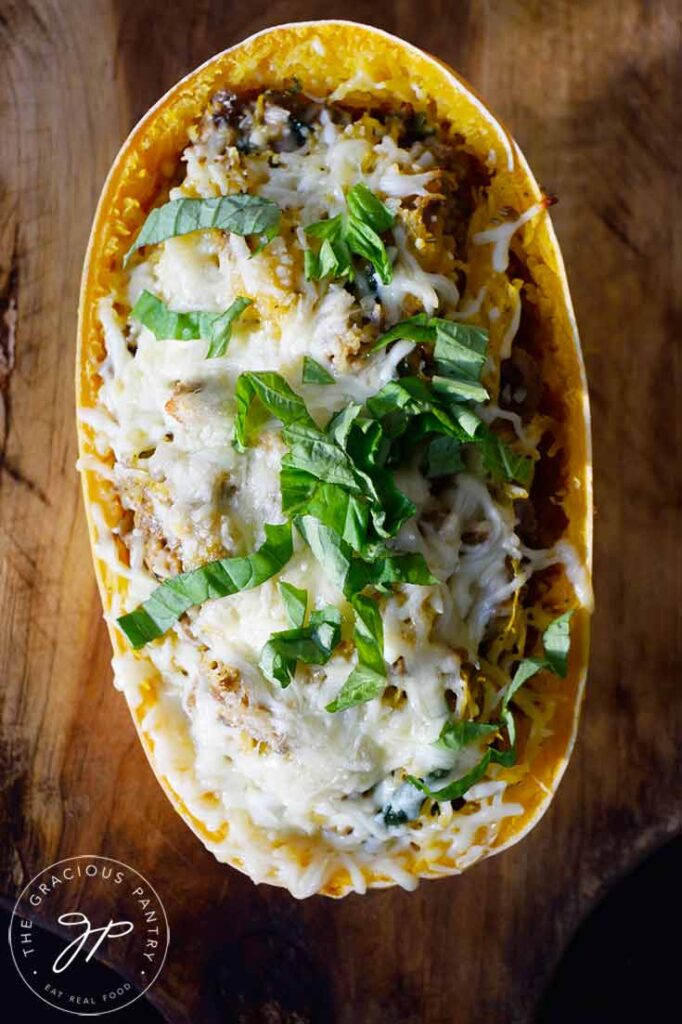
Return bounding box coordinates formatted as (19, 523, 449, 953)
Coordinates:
(1, 2, 680, 1021)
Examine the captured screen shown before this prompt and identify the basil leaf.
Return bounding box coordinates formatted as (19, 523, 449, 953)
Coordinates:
(425, 436, 464, 478)
(325, 666, 385, 713)
(406, 746, 512, 802)
(406, 611, 576, 808)
(280, 469, 369, 550)
(131, 290, 203, 341)
(125, 194, 281, 265)
(203, 297, 253, 358)
(304, 214, 344, 241)
(346, 183, 395, 234)
(542, 610, 574, 678)
(479, 430, 534, 487)
(326, 594, 386, 712)
(372, 313, 436, 350)
(344, 216, 393, 285)
(117, 521, 293, 648)
(304, 187, 394, 284)
(366, 378, 470, 441)
(435, 718, 499, 752)
(345, 551, 437, 595)
(373, 314, 487, 363)
(499, 612, 576, 745)
(344, 418, 414, 538)
(373, 317, 490, 400)
(305, 239, 347, 281)
(304, 217, 352, 282)
(233, 372, 314, 451)
(282, 423, 363, 493)
(503, 657, 546, 711)
(304, 248, 322, 281)
(278, 581, 307, 629)
(294, 516, 354, 593)
(350, 593, 385, 675)
(295, 516, 434, 596)
(132, 288, 252, 356)
(302, 357, 334, 385)
(325, 404, 363, 447)
(433, 321, 488, 398)
(259, 605, 342, 688)
(382, 783, 426, 828)
(436, 397, 483, 440)
(432, 373, 489, 405)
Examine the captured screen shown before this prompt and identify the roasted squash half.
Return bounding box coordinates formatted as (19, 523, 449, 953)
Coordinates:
(77, 21, 592, 898)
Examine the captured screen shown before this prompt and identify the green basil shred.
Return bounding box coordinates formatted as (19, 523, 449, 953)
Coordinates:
(124, 194, 281, 266)
(405, 612, 574, 805)
(326, 595, 386, 712)
(131, 291, 252, 358)
(117, 522, 293, 649)
(302, 356, 335, 385)
(304, 184, 395, 285)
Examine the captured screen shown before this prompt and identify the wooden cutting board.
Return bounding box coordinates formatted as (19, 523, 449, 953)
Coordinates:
(1, 1, 680, 1021)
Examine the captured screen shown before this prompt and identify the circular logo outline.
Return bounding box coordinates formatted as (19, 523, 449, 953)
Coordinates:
(8, 855, 170, 1017)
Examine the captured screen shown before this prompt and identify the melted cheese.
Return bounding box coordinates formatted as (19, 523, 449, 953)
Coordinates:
(83, 94, 583, 894)
(473, 202, 544, 274)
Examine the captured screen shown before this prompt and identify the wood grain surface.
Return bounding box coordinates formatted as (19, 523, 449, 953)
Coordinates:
(1, 2, 680, 1021)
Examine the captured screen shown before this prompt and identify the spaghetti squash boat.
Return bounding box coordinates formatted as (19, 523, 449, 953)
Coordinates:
(77, 21, 592, 898)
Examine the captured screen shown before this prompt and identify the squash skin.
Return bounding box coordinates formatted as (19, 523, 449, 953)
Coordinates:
(77, 20, 592, 897)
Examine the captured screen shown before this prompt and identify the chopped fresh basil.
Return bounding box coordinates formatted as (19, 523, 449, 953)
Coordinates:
(344, 216, 393, 285)
(203, 298, 254, 358)
(366, 377, 472, 442)
(368, 375, 530, 488)
(425, 436, 464, 478)
(406, 746, 512, 803)
(479, 430, 534, 488)
(373, 314, 482, 351)
(280, 470, 369, 551)
(305, 236, 352, 281)
(117, 522, 293, 649)
(326, 595, 386, 712)
(405, 611, 575, 808)
(346, 183, 395, 233)
(373, 316, 489, 401)
(305, 214, 344, 241)
(382, 781, 426, 827)
(278, 581, 307, 629)
(131, 291, 252, 359)
(344, 416, 414, 538)
(295, 516, 434, 597)
(433, 321, 488, 395)
(233, 371, 314, 452)
(431, 372, 488, 405)
(325, 667, 385, 713)
(259, 605, 342, 688)
(372, 312, 435, 348)
(542, 610, 574, 678)
(124, 194, 281, 265)
(435, 718, 499, 752)
(302, 356, 335, 385)
(282, 422, 363, 494)
(503, 657, 546, 712)
(345, 550, 437, 595)
(325, 404, 363, 447)
(293, 516, 354, 593)
(304, 184, 395, 285)
(500, 610, 575, 742)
